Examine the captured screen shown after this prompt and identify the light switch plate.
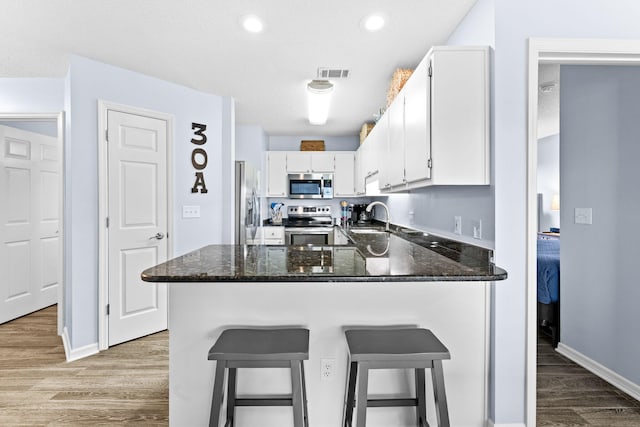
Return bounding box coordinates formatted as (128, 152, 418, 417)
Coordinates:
(574, 207, 592, 225)
(183, 205, 201, 218)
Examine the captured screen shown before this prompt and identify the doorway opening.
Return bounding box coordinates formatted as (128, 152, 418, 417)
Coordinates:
(0, 113, 64, 334)
(527, 38, 640, 427)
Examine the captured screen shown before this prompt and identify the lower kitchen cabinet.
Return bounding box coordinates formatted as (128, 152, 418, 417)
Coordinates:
(246, 226, 285, 245)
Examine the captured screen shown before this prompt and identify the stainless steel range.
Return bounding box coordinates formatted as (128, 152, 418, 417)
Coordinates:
(284, 205, 334, 245)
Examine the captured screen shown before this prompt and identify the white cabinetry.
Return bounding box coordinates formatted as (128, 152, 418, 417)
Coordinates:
(246, 226, 285, 245)
(333, 152, 356, 197)
(358, 45, 489, 193)
(287, 152, 334, 173)
(266, 151, 359, 198)
(403, 55, 431, 184)
(266, 151, 287, 197)
(429, 46, 489, 185)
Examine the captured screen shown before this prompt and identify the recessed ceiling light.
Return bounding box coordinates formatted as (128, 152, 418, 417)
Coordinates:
(241, 15, 264, 33)
(362, 14, 385, 32)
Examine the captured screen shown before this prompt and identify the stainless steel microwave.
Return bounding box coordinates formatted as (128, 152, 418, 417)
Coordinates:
(287, 173, 333, 199)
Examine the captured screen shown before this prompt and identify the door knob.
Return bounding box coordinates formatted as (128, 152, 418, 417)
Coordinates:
(150, 232, 165, 240)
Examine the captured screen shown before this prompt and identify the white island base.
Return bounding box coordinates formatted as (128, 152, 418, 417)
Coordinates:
(169, 281, 490, 427)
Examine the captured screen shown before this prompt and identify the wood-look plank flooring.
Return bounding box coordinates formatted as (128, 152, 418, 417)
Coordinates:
(0, 305, 168, 426)
(537, 330, 640, 426)
(4, 307, 640, 426)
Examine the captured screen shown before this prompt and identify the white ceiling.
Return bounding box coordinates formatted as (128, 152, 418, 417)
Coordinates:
(0, 0, 477, 136)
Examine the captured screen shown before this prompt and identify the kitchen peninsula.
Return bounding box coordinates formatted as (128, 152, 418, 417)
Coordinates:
(142, 225, 506, 427)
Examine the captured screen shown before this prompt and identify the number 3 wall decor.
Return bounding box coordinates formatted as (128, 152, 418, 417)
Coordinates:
(190, 122, 208, 193)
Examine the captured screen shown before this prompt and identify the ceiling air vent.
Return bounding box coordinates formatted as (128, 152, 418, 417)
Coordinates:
(317, 68, 350, 79)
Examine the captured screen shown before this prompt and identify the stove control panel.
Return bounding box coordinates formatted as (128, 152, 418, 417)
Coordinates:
(288, 205, 332, 218)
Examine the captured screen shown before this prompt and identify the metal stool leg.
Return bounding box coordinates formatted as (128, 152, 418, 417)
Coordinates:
(415, 367, 427, 427)
(300, 361, 309, 427)
(209, 361, 226, 427)
(342, 360, 358, 427)
(431, 360, 450, 427)
(355, 362, 369, 427)
(290, 360, 305, 427)
(226, 367, 237, 427)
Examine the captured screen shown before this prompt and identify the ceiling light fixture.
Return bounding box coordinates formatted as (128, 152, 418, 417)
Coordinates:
(307, 80, 334, 125)
(241, 15, 264, 33)
(362, 14, 385, 32)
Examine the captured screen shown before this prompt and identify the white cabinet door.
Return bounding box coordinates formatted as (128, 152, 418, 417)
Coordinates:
(354, 147, 365, 195)
(430, 47, 489, 185)
(333, 152, 355, 197)
(311, 152, 335, 172)
(403, 55, 431, 183)
(386, 99, 406, 188)
(287, 152, 335, 173)
(267, 152, 287, 196)
(286, 152, 312, 173)
(372, 115, 390, 191)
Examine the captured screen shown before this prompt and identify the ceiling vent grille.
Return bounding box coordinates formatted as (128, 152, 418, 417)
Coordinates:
(317, 68, 350, 79)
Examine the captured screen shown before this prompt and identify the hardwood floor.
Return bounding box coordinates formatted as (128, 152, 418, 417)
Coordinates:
(0, 305, 168, 426)
(4, 307, 640, 426)
(537, 330, 640, 426)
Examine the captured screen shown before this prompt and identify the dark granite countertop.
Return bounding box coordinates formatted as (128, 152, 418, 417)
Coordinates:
(141, 222, 507, 283)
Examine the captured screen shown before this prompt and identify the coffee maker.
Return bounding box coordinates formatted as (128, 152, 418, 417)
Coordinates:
(351, 203, 374, 224)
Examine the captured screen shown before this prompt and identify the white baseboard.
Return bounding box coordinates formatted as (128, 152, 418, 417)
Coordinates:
(487, 421, 526, 427)
(557, 342, 640, 401)
(61, 326, 99, 362)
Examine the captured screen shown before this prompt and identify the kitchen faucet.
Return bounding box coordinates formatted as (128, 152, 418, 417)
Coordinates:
(366, 201, 391, 232)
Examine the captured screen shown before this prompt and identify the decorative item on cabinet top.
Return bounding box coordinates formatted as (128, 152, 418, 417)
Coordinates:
(387, 68, 414, 107)
(360, 122, 375, 144)
(300, 140, 325, 151)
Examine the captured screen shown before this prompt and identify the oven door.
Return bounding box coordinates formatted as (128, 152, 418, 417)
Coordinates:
(285, 227, 334, 245)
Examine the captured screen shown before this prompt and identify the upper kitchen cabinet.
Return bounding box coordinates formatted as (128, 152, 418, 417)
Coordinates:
(362, 45, 490, 193)
(429, 46, 489, 186)
(333, 152, 356, 197)
(266, 151, 287, 196)
(403, 54, 431, 184)
(286, 152, 334, 173)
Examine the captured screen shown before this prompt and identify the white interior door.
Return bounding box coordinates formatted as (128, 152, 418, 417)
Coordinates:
(0, 125, 60, 324)
(107, 109, 168, 346)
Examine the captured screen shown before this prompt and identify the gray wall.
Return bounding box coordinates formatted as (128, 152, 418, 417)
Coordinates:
(537, 134, 560, 232)
(0, 120, 58, 137)
(560, 65, 640, 385)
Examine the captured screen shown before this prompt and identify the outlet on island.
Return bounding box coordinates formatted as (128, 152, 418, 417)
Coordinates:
(454, 216, 462, 235)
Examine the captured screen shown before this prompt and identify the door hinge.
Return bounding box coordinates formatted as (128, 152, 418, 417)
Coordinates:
(106, 217, 109, 228)
(106, 304, 110, 315)
(105, 129, 108, 142)
(428, 64, 433, 77)
(428, 159, 432, 168)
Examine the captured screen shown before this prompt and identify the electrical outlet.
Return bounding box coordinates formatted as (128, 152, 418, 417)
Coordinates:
(473, 219, 482, 239)
(320, 358, 335, 380)
(454, 216, 462, 235)
(182, 205, 201, 218)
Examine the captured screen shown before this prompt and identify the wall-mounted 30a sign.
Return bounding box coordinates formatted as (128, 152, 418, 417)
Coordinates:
(190, 122, 208, 193)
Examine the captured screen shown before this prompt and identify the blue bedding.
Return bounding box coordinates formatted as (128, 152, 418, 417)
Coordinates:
(537, 238, 560, 304)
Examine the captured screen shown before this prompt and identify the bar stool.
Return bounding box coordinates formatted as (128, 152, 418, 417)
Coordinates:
(208, 328, 309, 427)
(342, 328, 451, 427)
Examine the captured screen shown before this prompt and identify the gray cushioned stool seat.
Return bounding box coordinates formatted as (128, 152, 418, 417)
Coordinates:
(342, 328, 450, 427)
(208, 328, 309, 427)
